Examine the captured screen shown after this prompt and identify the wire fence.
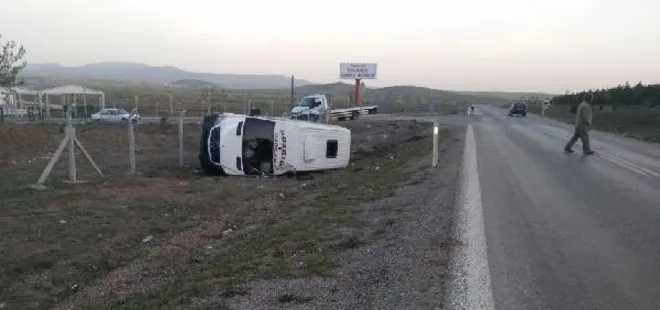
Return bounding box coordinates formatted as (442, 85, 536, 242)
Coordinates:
(0, 116, 206, 189)
(0, 94, 307, 124)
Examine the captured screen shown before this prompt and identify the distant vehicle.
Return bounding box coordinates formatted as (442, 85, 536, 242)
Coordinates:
(508, 102, 528, 117)
(91, 108, 141, 123)
(249, 107, 261, 116)
(199, 112, 351, 176)
(289, 94, 378, 122)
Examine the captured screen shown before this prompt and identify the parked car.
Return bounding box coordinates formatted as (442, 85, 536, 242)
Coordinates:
(199, 113, 351, 176)
(91, 108, 141, 123)
(508, 102, 528, 117)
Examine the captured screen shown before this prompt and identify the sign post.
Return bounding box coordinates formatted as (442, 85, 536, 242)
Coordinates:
(354, 79, 361, 107)
(340, 63, 377, 107)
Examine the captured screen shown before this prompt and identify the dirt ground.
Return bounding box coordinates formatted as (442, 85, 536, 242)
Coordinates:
(0, 118, 461, 309)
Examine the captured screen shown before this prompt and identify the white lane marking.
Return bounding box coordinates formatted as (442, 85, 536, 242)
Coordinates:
(446, 124, 495, 310)
(599, 153, 660, 177)
(599, 153, 649, 176)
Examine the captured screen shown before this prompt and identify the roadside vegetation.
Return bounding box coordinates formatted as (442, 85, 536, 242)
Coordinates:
(542, 83, 660, 142)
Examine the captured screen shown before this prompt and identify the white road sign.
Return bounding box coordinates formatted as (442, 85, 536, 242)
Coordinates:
(340, 63, 377, 79)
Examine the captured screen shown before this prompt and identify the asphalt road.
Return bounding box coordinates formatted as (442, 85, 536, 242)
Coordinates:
(446, 105, 660, 309)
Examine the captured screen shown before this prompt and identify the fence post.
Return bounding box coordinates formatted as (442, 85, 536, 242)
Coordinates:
(83, 94, 88, 117)
(128, 109, 137, 174)
(67, 100, 77, 182)
(169, 95, 174, 117)
(179, 110, 187, 167)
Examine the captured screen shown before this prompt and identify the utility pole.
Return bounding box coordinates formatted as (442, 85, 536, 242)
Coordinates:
(290, 75, 295, 108)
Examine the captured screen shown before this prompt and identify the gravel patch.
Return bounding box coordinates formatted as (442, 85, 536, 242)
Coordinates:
(224, 125, 465, 310)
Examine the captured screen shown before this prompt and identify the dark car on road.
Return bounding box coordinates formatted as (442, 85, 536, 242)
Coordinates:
(508, 102, 528, 117)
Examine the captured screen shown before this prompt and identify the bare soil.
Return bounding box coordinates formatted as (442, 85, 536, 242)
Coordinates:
(0, 119, 459, 309)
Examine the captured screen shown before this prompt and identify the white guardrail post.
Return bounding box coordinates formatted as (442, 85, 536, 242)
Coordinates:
(432, 121, 439, 167)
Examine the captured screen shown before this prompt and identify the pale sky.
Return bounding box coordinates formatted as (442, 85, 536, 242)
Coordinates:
(2, 0, 659, 93)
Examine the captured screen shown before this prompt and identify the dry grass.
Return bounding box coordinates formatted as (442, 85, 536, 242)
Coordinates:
(0, 119, 443, 309)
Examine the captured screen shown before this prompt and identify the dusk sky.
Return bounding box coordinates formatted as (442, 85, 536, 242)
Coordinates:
(2, 0, 659, 93)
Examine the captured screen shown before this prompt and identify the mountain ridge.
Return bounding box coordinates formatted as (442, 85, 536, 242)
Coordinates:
(20, 62, 312, 90)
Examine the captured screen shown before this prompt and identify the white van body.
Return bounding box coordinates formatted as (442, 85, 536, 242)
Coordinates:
(199, 113, 351, 176)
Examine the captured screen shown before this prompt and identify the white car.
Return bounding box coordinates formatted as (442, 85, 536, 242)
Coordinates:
(91, 108, 141, 123)
(199, 113, 351, 176)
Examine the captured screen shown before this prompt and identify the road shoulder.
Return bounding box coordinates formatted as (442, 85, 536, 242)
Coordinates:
(224, 124, 465, 310)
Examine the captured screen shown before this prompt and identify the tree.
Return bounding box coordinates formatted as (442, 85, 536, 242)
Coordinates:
(0, 34, 27, 87)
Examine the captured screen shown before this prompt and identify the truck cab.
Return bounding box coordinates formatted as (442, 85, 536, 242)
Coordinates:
(290, 94, 330, 122)
(290, 93, 379, 122)
(199, 113, 351, 176)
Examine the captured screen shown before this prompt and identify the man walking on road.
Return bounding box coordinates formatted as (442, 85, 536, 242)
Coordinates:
(565, 93, 595, 155)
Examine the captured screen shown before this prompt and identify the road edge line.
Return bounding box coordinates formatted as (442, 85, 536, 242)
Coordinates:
(445, 124, 495, 310)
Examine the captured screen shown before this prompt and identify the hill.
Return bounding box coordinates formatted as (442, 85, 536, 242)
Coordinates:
(168, 79, 217, 89)
(15, 77, 516, 116)
(456, 90, 555, 101)
(296, 82, 354, 95)
(20, 62, 312, 89)
(288, 83, 512, 112)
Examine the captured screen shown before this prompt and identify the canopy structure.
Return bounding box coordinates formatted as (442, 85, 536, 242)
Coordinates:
(13, 87, 42, 109)
(14, 87, 40, 96)
(40, 85, 105, 96)
(40, 84, 106, 116)
(0, 87, 15, 107)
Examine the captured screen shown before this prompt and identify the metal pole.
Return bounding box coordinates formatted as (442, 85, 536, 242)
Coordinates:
(169, 95, 174, 117)
(354, 79, 361, 106)
(179, 110, 186, 167)
(432, 122, 439, 168)
(128, 109, 136, 174)
(290, 75, 295, 109)
(67, 95, 77, 182)
(83, 94, 87, 117)
(72, 94, 77, 119)
(46, 94, 50, 117)
(206, 86, 211, 114)
(134, 95, 139, 113)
